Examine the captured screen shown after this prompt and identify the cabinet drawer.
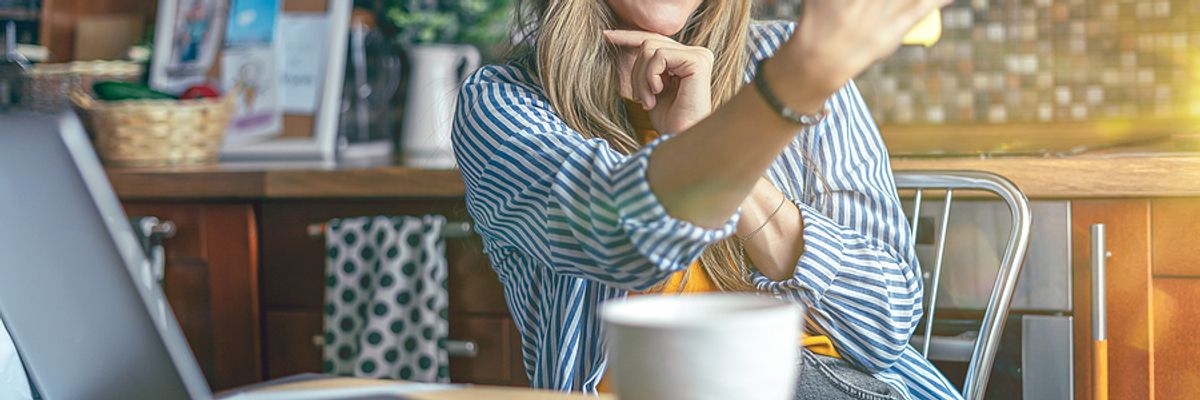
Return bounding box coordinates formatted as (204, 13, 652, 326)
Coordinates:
(1152, 198, 1200, 277)
(448, 315, 525, 386)
(264, 311, 324, 379)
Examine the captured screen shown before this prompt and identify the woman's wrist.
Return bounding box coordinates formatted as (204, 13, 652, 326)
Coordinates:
(770, 41, 848, 114)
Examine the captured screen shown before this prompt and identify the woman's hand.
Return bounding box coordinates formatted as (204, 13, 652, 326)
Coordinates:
(773, 0, 952, 111)
(603, 30, 714, 134)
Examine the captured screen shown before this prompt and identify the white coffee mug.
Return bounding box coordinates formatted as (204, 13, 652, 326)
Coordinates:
(600, 294, 804, 400)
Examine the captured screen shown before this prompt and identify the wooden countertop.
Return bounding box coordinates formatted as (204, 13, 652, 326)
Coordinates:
(890, 154, 1200, 198)
(885, 126, 1200, 198)
(107, 161, 465, 200)
(107, 152, 1200, 200)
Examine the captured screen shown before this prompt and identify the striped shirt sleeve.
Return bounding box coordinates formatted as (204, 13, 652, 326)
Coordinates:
(753, 81, 924, 373)
(452, 65, 740, 291)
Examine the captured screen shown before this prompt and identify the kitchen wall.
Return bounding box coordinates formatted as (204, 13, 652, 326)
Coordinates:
(759, 0, 1200, 126)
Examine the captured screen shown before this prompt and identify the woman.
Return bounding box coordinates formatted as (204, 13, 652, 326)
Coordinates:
(452, 0, 958, 399)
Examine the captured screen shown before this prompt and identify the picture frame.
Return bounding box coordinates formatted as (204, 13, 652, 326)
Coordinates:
(149, 0, 228, 93)
(219, 0, 284, 147)
(220, 0, 350, 162)
(150, 0, 351, 162)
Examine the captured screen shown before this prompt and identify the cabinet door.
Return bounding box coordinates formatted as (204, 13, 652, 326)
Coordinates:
(264, 311, 323, 379)
(1150, 198, 1200, 397)
(448, 316, 528, 386)
(121, 202, 261, 390)
(1152, 278, 1200, 398)
(1071, 200, 1152, 400)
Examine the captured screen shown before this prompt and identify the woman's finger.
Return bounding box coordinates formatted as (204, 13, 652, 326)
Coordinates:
(661, 48, 711, 78)
(631, 43, 657, 109)
(602, 29, 672, 49)
(644, 50, 672, 96)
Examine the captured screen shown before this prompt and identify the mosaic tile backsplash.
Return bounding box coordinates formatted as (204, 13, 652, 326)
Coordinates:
(758, 0, 1200, 125)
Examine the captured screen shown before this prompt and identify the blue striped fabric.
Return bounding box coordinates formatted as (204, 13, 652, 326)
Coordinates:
(452, 21, 962, 400)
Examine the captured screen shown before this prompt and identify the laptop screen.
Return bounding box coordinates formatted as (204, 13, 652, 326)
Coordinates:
(0, 113, 210, 399)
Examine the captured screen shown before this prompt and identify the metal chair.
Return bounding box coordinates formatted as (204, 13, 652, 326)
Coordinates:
(893, 171, 1032, 400)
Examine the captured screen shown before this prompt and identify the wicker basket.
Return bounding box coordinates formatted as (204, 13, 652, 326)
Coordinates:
(71, 89, 234, 167)
(22, 61, 143, 113)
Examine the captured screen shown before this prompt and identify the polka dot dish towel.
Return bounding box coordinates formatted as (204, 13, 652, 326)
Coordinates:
(322, 215, 449, 383)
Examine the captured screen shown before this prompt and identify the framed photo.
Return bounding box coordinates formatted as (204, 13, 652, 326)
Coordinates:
(219, 0, 350, 162)
(149, 0, 229, 93)
(150, 0, 351, 162)
(220, 0, 284, 146)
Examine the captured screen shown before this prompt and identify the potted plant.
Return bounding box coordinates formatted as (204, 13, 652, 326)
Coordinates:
(384, 0, 512, 168)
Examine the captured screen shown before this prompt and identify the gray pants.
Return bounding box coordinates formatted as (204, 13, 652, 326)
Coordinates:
(796, 348, 903, 400)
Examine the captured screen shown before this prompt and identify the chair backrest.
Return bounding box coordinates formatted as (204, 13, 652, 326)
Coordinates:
(893, 171, 1032, 400)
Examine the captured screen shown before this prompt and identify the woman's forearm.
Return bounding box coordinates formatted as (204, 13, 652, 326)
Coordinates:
(736, 178, 805, 281)
(642, 0, 949, 230)
(645, 56, 831, 229)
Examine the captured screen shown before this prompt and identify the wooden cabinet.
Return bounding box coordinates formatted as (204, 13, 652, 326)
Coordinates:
(1071, 200, 1153, 400)
(1149, 199, 1200, 398)
(124, 198, 530, 390)
(1072, 198, 1200, 400)
(107, 161, 1200, 400)
(120, 202, 261, 391)
(257, 199, 528, 386)
(1151, 278, 1200, 398)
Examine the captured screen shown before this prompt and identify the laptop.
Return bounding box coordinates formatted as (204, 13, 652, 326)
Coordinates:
(0, 113, 453, 399)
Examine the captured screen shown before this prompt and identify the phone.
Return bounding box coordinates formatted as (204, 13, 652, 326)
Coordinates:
(902, 10, 942, 47)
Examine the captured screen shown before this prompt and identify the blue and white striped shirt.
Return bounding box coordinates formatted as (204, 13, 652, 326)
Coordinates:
(452, 21, 962, 400)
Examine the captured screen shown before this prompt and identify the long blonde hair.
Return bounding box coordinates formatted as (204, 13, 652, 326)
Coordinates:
(513, 0, 757, 291)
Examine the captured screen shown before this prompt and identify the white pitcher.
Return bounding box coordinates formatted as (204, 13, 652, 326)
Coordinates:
(400, 44, 480, 169)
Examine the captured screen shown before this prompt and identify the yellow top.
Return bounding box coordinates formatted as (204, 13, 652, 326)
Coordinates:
(596, 101, 839, 393)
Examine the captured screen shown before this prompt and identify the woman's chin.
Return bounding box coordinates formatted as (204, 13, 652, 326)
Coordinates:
(613, 1, 699, 36)
(637, 19, 689, 37)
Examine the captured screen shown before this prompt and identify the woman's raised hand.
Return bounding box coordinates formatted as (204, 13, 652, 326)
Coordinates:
(775, 0, 952, 109)
(603, 30, 715, 134)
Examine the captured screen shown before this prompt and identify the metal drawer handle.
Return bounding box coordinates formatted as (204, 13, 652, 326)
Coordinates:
(1091, 223, 1110, 400)
(311, 336, 479, 359)
(147, 220, 177, 237)
(130, 216, 176, 283)
(447, 340, 478, 358)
